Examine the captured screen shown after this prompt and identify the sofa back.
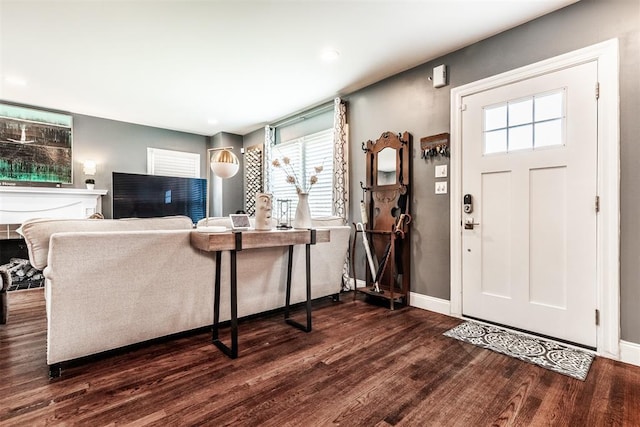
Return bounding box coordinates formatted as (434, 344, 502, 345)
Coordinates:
(196, 216, 346, 229)
(19, 215, 194, 270)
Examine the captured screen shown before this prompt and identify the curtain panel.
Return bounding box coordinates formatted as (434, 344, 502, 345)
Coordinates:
(332, 97, 348, 221)
(263, 125, 275, 194)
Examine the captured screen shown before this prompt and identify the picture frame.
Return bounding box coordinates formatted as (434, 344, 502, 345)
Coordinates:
(0, 103, 73, 184)
(229, 213, 251, 230)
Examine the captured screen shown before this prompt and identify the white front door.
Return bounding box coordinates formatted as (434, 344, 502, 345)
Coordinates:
(461, 60, 598, 348)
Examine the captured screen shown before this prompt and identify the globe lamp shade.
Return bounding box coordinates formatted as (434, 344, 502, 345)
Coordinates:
(210, 149, 239, 178)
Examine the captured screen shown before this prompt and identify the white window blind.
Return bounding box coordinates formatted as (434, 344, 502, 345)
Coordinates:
(271, 128, 334, 217)
(147, 147, 200, 178)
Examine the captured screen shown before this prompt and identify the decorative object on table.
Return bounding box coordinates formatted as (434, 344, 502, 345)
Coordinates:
(0, 103, 73, 184)
(203, 146, 240, 227)
(84, 178, 95, 190)
(443, 321, 594, 381)
(276, 198, 292, 229)
(271, 156, 324, 229)
(254, 192, 273, 230)
(293, 192, 312, 229)
(229, 213, 251, 230)
(352, 131, 412, 310)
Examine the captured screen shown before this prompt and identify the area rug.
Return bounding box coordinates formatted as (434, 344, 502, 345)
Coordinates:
(443, 321, 594, 381)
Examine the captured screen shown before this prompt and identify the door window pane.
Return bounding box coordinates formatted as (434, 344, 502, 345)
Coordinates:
(535, 91, 563, 122)
(508, 125, 533, 151)
(484, 104, 507, 131)
(485, 129, 507, 154)
(535, 119, 563, 148)
(508, 99, 533, 127)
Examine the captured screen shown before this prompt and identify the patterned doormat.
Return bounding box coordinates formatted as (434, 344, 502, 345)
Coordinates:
(443, 321, 594, 381)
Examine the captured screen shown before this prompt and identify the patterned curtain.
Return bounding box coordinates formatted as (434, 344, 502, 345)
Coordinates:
(333, 97, 351, 291)
(333, 97, 349, 221)
(263, 125, 275, 193)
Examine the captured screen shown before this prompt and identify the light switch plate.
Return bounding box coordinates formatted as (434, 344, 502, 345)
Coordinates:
(435, 181, 448, 194)
(435, 165, 448, 178)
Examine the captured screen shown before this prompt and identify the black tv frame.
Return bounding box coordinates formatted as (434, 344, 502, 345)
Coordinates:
(112, 172, 206, 224)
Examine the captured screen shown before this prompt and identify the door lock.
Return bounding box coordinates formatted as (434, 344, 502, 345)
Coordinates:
(464, 217, 480, 230)
(463, 194, 473, 214)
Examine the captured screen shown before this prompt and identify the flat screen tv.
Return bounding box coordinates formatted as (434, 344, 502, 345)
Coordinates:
(112, 172, 206, 224)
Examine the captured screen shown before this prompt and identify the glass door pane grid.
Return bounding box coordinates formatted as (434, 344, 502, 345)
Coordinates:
(483, 89, 565, 155)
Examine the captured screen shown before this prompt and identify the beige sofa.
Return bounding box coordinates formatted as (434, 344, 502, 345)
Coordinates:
(19, 215, 350, 376)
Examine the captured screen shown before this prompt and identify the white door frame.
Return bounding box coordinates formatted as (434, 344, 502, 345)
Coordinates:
(450, 39, 620, 359)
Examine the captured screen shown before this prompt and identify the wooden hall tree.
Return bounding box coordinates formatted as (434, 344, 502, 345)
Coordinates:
(352, 131, 411, 309)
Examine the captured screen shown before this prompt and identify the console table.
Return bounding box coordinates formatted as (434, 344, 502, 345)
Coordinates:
(190, 228, 330, 358)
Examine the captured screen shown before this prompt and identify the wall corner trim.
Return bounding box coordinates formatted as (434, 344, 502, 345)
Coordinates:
(619, 340, 640, 367)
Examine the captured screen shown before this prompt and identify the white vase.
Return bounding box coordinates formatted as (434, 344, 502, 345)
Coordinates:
(254, 192, 273, 230)
(86, 183, 95, 190)
(294, 192, 312, 229)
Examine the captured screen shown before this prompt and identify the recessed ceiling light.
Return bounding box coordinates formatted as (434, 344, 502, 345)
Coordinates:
(5, 76, 27, 86)
(320, 48, 340, 62)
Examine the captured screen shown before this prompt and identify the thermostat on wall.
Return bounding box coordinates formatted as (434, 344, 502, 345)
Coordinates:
(433, 64, 447, 88)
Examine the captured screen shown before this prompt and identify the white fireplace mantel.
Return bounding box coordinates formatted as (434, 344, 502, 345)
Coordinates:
(0, 187, 108, 224)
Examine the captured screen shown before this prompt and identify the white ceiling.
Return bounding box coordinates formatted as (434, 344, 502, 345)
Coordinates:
(0, 0, 578, 136)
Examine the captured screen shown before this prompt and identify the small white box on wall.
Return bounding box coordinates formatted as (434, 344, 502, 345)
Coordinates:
(433, 64, 447, 88)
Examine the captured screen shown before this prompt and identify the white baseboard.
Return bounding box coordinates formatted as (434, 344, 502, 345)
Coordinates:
(409, 292, 451, 316)
(350, 281, 452, 317)
(619, 340, 640, 367)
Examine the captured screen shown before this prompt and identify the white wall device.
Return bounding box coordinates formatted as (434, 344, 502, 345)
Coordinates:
(433, 64, 447, 88)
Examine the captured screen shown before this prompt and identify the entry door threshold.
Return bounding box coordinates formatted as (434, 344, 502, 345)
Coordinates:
(462, 314, 597, 353)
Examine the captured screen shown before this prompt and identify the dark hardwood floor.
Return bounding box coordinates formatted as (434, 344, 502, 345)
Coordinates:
(1, 289, 639, 426)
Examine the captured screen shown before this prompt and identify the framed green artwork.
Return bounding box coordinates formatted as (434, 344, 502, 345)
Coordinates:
(0, 103, 73, 184)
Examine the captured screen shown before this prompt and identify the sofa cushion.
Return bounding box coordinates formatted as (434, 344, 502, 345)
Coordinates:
(20, 215, 194, 270)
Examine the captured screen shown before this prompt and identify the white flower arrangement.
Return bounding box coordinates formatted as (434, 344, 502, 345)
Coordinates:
(271, 156, 324, 194)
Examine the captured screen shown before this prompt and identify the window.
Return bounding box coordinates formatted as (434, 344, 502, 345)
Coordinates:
(147, 147, 200, 178)
(483, 89, 565, 155)
(271, 128, 334, 217)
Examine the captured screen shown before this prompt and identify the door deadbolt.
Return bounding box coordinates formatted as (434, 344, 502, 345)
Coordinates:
(463, 194, 473, 214)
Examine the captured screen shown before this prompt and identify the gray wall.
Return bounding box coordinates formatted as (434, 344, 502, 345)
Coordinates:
(72, 114, 208, 219)
(244, 0, 640, 343)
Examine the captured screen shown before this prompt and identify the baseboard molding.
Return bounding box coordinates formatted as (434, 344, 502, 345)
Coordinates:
(619, 340, 640, 367)
(351, 281, 452, 317)
(409, 292, 451, 316)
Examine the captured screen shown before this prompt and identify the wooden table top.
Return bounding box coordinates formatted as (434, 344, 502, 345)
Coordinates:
(190, 228, 330, 252)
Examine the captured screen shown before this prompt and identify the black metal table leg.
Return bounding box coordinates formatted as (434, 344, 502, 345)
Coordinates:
(285, 231, 314, 333)
(212, 251, 222, 343)
(212, 248, 239, 358)
(284, 244, 294, 320)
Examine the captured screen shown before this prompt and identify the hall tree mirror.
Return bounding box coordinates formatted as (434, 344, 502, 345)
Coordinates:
(376, 147, 397, 186)
(354, 131, 411, 309)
